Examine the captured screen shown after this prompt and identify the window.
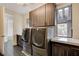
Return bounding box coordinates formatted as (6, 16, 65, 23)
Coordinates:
(57, 9, 64, 21)
(64, 7, 71, 20)
(56, 5, 72, 37)
(57, 23, 67, 37)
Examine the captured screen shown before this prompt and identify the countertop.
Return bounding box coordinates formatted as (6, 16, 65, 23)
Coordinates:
(50, 37, 79, 46)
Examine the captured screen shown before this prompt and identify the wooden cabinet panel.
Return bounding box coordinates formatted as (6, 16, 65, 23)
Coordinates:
(29, 3, 55, 27)
(69, 46, 79, 56)
(51, 42, 79, 56)
(17, 35, 23, 47)
(29, 10, 37, 26)
(29, 5, 45, 27)
(35, 5, 45, 27)
(46, 3, 55, 26)
(52, 43, 69, 56)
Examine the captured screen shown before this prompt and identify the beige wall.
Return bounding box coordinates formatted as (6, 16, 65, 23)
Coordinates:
(13, 13, 24, 45)
(0, 6, 5, 54)
(13, 13, 30, 45)
(22, 13, 29, 28)
(56, 3, 79, 39)
(72, 4, 79, 39)
(6, 9, 25, 45)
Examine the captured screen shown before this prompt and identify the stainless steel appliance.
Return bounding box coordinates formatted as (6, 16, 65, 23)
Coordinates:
(31, 27, 48, 56)
(22, 28, 31, 55)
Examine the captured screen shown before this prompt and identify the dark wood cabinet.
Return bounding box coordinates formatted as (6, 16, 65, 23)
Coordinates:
(29, 5, 45, 27)
(69, 46, 79, 56)
(51, 42, 79, 56)
(29, 3, 55, 27)
(17, 35, 23, 47)
(29, 10, 37, 26)
(46, 3, 55, 26)
(52, 43, 69, 56)
(35, 5, 46, 27)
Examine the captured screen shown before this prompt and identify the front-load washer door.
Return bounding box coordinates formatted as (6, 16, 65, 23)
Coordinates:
(31, 28, 46, 49)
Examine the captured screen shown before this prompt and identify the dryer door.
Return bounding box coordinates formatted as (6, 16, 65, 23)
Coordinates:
(31, 28, 46, 49)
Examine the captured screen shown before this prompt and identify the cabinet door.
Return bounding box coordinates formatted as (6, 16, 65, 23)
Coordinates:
(29, 10, 37, 27)
(52, 43, 69, 56)
(69, 46, 79, 56)
(36, 5, 46, 27)
(29, 5, 45, 27)
(29, 11, 34, 26)
(46, 3, 55, 26)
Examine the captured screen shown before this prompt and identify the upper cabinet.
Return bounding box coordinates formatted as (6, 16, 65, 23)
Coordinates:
(29, 3, 56, 27)
(29, 9, 36, 26)
(46, 3, 55, 26)
(29, 5, 46, 27)
(34, 5, 46, 27)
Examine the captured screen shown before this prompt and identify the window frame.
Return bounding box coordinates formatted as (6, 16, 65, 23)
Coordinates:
(56, 5, 73, 38)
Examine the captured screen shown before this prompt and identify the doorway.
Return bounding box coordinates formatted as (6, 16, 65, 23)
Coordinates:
(4, 13, 14, 56)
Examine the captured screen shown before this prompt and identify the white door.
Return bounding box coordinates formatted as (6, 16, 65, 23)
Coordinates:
(4, 13, 14, 56)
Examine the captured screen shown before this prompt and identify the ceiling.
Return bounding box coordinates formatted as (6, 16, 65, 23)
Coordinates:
(0, 3, 45, 15)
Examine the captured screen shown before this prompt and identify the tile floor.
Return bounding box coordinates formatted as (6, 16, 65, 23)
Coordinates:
(14, 46, 25, 56)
